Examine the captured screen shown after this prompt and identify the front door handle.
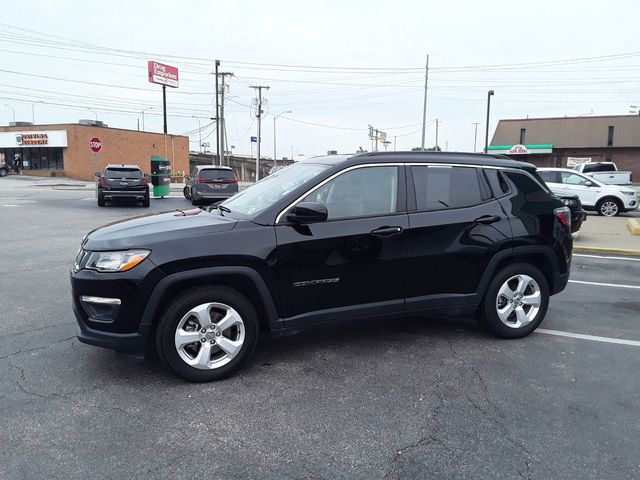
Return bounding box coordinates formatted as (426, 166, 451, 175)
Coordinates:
(370, 226, 403, 237)
(474, 215, 501, 225)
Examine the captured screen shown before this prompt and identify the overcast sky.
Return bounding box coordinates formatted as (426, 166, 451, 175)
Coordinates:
(2, 0, 639, 158)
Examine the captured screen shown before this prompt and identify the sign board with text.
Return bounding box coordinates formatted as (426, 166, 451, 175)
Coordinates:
(0, 130, 68, 148)
(89, 137, 102, 153)
(148, 61, 179, 88)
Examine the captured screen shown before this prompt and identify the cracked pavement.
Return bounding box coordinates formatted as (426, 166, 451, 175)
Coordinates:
(1, 176, 639, 479)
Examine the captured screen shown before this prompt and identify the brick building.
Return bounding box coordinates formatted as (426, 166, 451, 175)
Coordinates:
(0, 122, 189, 181)
(489, 115, 640, 179)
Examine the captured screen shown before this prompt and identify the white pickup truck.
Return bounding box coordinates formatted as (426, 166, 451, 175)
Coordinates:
(573, 162, 633, 185)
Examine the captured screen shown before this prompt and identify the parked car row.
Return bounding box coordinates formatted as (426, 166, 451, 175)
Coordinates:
(538, 168, 639, 217)
(572, 161, 632, 185)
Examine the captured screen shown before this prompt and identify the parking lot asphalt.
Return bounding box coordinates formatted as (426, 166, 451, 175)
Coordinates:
(1, 178, 640, 480)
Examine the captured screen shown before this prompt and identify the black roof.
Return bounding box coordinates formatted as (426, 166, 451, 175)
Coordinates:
(302, 151, 536, 170)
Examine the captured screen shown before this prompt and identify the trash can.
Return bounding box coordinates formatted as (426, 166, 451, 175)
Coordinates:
(150, 156, 171, 198)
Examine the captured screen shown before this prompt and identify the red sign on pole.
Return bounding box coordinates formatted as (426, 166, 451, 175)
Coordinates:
(89, 137, 102, 153)
(148, 61, 179, 88)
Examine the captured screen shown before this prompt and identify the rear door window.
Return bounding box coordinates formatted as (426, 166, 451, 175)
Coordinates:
(411, 166, 483, 211)
(199, 169, 236, 181)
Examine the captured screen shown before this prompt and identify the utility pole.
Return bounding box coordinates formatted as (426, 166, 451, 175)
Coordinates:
(218, 71, 234, 165)
(420, 55, 429, 150)
(214, 60, 220, 166)
(394, 135, 397, 151)
(250, 85, 270, 181)
(472, 122, 481, 152)
(435, 118, 439, 151)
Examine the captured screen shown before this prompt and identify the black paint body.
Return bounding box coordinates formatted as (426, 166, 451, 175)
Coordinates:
(70, 152, 572, 359)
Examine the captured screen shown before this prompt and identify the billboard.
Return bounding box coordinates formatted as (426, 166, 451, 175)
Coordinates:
(148, 61, 179, 88)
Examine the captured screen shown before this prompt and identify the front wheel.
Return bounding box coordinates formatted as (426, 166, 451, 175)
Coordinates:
(477, 263, 549, 339)
(0, 168, 7, 177)
(156, 286, 259, 382)
(596, 198, 622, 217)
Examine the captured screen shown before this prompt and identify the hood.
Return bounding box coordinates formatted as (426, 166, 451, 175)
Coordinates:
(83, 208, 237, 251)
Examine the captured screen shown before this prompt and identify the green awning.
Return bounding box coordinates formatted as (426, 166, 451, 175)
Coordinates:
(488, 144, 553, 154)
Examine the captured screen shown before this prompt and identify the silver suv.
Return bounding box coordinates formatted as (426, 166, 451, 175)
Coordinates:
(184, 166, 239, 206)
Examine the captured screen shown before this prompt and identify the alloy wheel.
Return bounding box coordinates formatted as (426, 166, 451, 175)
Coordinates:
(174, 302, 245, 370)
(600, 201, 619, 217)
(495, 274, 541, 329)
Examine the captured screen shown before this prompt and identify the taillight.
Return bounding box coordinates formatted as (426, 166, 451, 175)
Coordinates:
(99, 177, 106, 187)
(554, 207, 571, 230)
(197, 178, 209, 183)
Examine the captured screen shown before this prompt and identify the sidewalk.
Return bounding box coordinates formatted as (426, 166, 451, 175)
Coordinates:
(573, 214, 640, 255)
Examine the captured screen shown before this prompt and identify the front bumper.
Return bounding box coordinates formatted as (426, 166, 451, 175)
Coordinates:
(70, 259, 163, 359)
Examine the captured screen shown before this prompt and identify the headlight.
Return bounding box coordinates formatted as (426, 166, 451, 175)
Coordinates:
(621, 190, 636, 196)
(85, 249, 150, 272)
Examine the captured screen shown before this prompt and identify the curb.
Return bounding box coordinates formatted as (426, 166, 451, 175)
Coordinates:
(573, 245, 640, 257)
(628, 219, 640, 236)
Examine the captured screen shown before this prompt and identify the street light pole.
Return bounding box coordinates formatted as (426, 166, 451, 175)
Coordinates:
(273, 110, 292, 168)
(87, 108, 98, 122)
(484, 90, 494, 153)
(4, 104, 15, 123)
(142, 107, 153, 132)
(31, 101, 43, 124)
(472, 122, 480, 152)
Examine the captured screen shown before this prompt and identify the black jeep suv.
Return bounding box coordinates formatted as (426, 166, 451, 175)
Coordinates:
(71, 152, 572, 382)
(96, 164, 150, 207)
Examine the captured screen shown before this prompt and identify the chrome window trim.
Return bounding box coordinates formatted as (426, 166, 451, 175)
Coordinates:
(274, 162, 525, 224)
(275, 163, 403, 224)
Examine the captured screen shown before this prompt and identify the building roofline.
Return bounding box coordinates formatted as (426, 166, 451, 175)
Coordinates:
(0, 123, 188, 138)
(497, 114, 640, 122)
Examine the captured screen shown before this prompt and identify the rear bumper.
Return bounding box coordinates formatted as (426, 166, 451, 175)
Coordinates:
(551, 270, 570, 295)
(101, 189, 148, 201)
(571, 209, 587, 233)
(192, 191, 236, 200)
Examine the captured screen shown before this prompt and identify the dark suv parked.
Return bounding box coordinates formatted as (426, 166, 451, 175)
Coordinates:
(184, 165, 239, 205)
(96, 164, 149, 207)
(71, 152, 572, 381)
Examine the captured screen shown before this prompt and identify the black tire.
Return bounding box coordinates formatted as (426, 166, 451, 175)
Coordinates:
(191, 196, 199, 206)
(155, 285, 259, 382)
(477, 263, 549, 339)
(183, 185, 191, 200)
(97, 193, 105, 207)
(596, 197, 622, 217)
(0, 168, 7, 177)
(142, 194, 150, 208)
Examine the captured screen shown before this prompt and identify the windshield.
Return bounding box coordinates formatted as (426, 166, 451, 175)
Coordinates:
(222, 162, 330, 216)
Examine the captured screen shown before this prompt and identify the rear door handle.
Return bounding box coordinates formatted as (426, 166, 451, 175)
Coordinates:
(370, 226, 403, 237)
(474, 215, 501, 225)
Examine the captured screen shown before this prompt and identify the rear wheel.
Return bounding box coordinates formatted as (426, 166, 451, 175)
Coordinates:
(183, 185, 191, 200)
(97, 193, 105, 207)
(156, 286, 259, 382)
(596, 197, 621, 217)
(142, 194, 150, 208)
(477, 263, 549, 338)
(0, 168, 7, 177)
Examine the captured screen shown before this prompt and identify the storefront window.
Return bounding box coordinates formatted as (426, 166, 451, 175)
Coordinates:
(0, 148, 63, 170)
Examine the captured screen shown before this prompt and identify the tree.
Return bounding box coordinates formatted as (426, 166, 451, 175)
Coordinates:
(412, 146, 441, 152)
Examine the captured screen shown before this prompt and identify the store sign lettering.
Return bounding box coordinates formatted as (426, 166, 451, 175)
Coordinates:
(16, 133, 49, 146)
(508, 144, 528, 154)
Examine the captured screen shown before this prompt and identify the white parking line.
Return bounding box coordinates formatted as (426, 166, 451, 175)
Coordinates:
(568, 279, 640, 290)
(574, 253, 640, 262)
(537, 329, 640, 347)
(2, 204, 18, 207)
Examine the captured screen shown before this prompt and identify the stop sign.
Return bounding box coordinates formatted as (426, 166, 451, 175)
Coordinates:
(89, 137, 102, 153)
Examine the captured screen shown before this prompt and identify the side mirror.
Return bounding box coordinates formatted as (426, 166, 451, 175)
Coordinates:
(286, 201, 328, 224)
(586, 181, 596, 187)
(94, 172, 101, 178)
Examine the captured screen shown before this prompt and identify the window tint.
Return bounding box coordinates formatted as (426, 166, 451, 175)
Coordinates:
(503, 171, 549, 202)
(560, 172, 591, 186)
(105, 168, 142, 179)
(303, 166, 398, 220)
(537, 170, 557, 183)
(412, 166, 483, 211)
(199, 168, 236, 180)
(484, 169, 510, 196)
